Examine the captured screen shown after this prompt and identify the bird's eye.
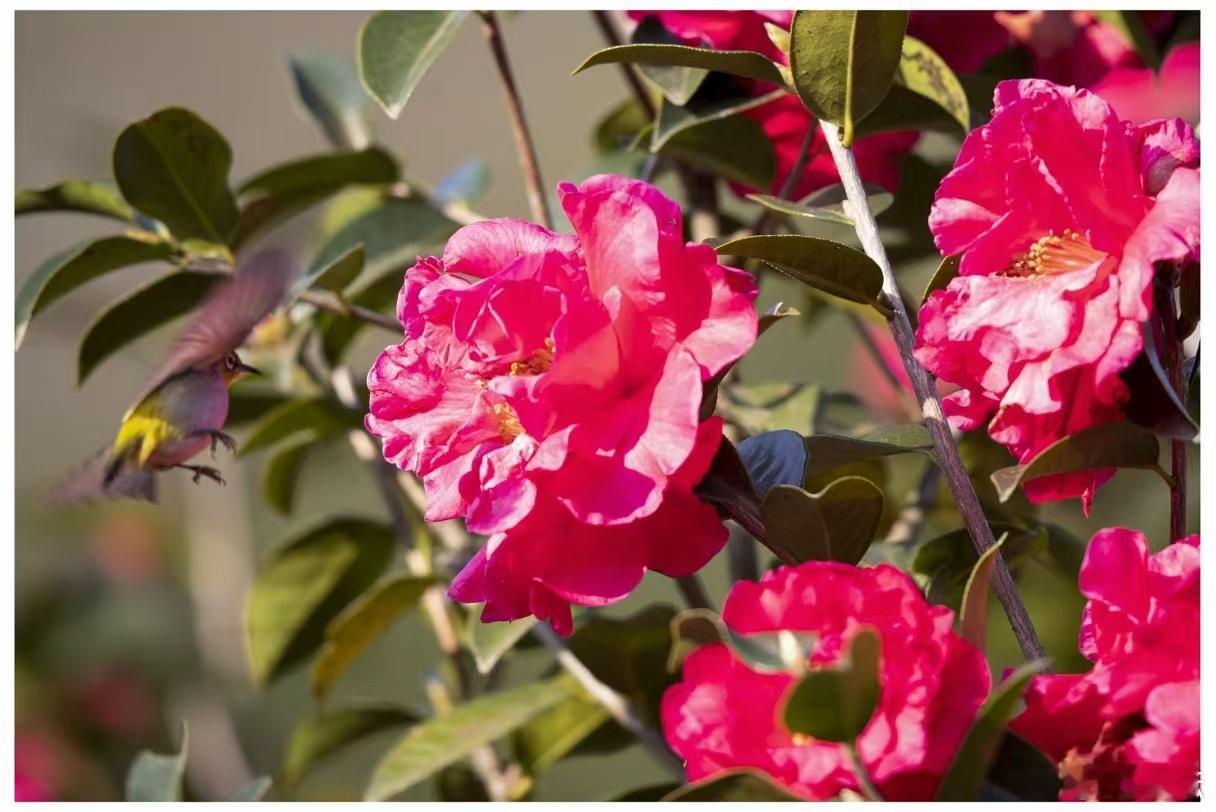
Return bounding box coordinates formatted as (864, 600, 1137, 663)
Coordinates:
(225, 354, 237, 370)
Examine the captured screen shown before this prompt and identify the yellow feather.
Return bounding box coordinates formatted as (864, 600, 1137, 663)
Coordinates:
(113, 393, 181, 466)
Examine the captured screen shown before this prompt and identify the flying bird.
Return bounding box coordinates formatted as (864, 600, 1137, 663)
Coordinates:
(50, 249, 295, 505)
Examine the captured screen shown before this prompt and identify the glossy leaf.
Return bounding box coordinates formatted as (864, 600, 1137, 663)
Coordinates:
(567, 606, 676, 726)
(937, 660, 1048, 801)
(611, 783, 682, 801)
(912, 524, 1048, 611)
(664, 768, 803, 801)
(762, 478, 884, 566)
(990, 422, 1162, 503)
(986, 733, 1062, 802)
(513, 673, 610, 773)
(1121, 321, 1199, 440)
(628, 15, 708, 106)
(311, 572, 442, 701)
(959, 534, 1008, 651)
(227, 390, 292, 428)
(574, 42, 786, 87)
(466, 614, 538, 675)
(736, 430, 808, 497)
(804, 425, 933, 478)
(781, 627, 881, 742)
(113, 107, 239, 244)
(747, 183, 893, 226)
(77, 271, 220, 385)
(245, 517, 395, 685)
(240, 397, 362, 455)
(650, 72, 784, 151)
(289, 52, 373, 150)
(921, 253, 960, 303)
(716, 234, 885, 309)
(365, 678, 568, 801)
(263, 438, 316, 516)
(297, 244, 364, 295)
(789, 11, 908, 145)
(854, 83, 968, 140)
(658, 114, 775, 191)
(694, 437, 767, 541)
(668, 608, 814, 675)
(717, 382, 821, 437)
(282, 705, 419, 789)
(16, 235, 174, 348)
(125, 725, 187, 802)
(310, 194, 453, 281)
(358, 11, 468, 119)
(890, 36, 969, 133)
(16, 180, 137, 223)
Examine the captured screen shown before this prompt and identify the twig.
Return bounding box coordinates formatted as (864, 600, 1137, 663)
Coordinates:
(817, 120, 1046, 663)
(884, 463, 941, 546)
(675, 575, 713, 611)
(479, 11, 551, 229)
(532, 623, 685, 779)
(1154, 278, 1188, 541)
(590, 10, 657, 119)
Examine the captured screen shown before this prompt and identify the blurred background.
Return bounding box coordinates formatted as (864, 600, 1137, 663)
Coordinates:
(14, 10, 1200, 802)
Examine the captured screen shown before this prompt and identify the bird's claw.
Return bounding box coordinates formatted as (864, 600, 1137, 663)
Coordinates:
(204, 431, 238, 457)
(181, 465, 225, 486)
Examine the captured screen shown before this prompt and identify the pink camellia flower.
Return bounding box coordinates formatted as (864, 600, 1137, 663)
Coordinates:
(366, 175, 758, 633)
(662, 562, 990, 800)
(1011, 529, 1199, 801)
(626, 11, 917, 198)
(1092, 41, 1201, 127)
(914, 80, 1200, 510)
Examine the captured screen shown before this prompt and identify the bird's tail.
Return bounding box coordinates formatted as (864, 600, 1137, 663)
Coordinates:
(46, 447, 158, 507)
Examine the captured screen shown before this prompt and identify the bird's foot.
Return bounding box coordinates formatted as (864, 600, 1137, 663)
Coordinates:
(196, 430, 238, 457)
(179, 464, 226, 486)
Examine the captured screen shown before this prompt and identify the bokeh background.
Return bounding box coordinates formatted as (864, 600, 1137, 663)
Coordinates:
(14, 10, 1200, 801)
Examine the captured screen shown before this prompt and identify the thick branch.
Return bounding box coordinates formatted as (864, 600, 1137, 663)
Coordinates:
(479, 11, 551, 229)
(817, 120, 1046, 662)
(1154, 278, 1188, 541)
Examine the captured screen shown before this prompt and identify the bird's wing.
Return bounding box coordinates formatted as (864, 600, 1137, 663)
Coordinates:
(47, 449, 157, 506)
(128, 248, 295, 410)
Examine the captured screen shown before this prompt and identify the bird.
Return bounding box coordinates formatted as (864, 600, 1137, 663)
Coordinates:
(50, 249, 295, 505)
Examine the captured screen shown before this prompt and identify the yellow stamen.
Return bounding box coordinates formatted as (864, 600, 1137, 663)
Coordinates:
(1002, 229, 1106, 278)
(491, 402, 524, 442)
(510, 337, 556, 376)
(791, 733, 812, 746)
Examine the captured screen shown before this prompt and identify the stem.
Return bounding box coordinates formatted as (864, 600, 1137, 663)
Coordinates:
(845, 742, 883, 802)
(1154, 278, 1188, 541)
(884, 462, 942, 546)
(533, 623, 685, 779)
(675, 575, 713, 611)
(590, 10, 657, 119)
(817, 120, 1046, 663)
(296, 288, 400, 332)
(727, 528, 760, 583)
(479, 11, 551, 229)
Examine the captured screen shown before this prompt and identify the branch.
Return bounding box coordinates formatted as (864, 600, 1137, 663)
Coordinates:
(532, 622, 685, 779)
(479, 11, 551, 229)
(590, 10, 657, 119)
(817, 120, 1046, 662)
(1154, 277, 1188, 541)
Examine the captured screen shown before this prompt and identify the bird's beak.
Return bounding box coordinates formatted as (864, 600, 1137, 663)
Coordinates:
(237, 362, 263, 377)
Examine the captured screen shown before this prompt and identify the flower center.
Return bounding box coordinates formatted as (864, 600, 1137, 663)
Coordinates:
(491, 401, 524, 442)
(1002, 230, 1106, 278)
(510, 337, 556, 376)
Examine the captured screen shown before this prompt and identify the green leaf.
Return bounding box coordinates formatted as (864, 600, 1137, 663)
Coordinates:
(433, 158, 490, 206)
(234, 148, 400, 247)
(125, 725, 188, 801)
(990, 422, 1163, 503)
(804, 425, 934, 478)
(629, 16, 708, 106)
(263, 438, 316, 516)
(311, 572, 441, 702)
(716, 382, 822, 437)
(16, 235, 174, 348)
(567, 606, 676, 727)
(664, 768, 803, 801)
(297, 244, 365, 296)
(789, 11, 908, 146)
(737, 429, 809, 497)
(227, 776, 273, 802)
(282, 705, 419, 789)
(854, 84, 968, 140)
(650, 79, 785, 152)
(668, 608, 815, 675)
(227, 390, 292, 428)
(1121, 321, 1199, 440)
(366, 678, 569, 801)
(986, 733, 1062, 802)
(912, 523, 1048, 611)
(958, 534, 1008, 651)
(781, 627, 881, 742)
(921, 253, 960, 303)
(76, 270, 220, 385)
(358, 11, 468, 119)
(1092, 11, 1160, 69)
(240, 397, 363, 456)
(762, 478, 884, 566)
(16, 180, 138, 223)
(747, 183, 893, 226)
(889, 36, 969, 133)
(513, 673, 610, 773)
(466, 614, 538, 675)
(289, 52, 373, 150)
(573, 43, 786, 87)
(694, 436, 767, 541)
(716, 234, 885, 310)
(937, 660, 1048, 801)
(609, 783, 681, 801)
(113, 107, 239, 244)
(245, 517, 395, 685)
(657, 114, 775, 191)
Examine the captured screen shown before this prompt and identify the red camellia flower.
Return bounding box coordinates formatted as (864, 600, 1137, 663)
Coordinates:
(1011, 529, 1199, 801)
(662, 562, 990, 800)
(366, 175, 758, 633)
(626, 11, 917, 198)
(914, 79, 1200, 510)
